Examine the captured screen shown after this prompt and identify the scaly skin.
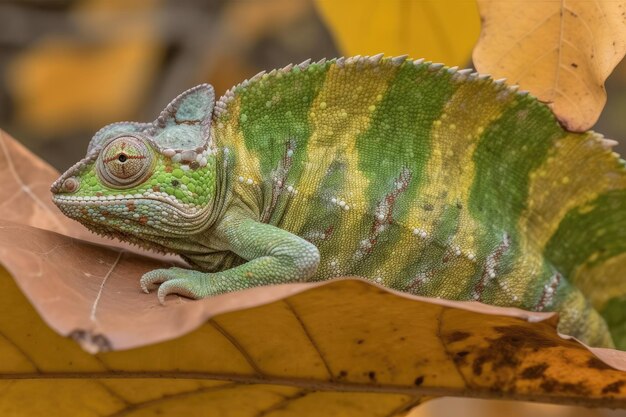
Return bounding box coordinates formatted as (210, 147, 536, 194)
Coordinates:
(51, 56, 626, 348)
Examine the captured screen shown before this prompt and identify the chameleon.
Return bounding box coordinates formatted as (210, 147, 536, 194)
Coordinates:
(51, 55, 626, 349)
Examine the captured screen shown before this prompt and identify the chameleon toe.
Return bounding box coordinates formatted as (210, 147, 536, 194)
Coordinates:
(157, 271, 212, 304)
(140, 269, 172, 293)
(157, 280, 199, 304)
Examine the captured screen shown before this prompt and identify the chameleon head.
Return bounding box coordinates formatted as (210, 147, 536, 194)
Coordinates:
(51, 84, 220, 253)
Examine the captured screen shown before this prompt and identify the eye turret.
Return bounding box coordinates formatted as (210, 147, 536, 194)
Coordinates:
(97, 136, 153, 188)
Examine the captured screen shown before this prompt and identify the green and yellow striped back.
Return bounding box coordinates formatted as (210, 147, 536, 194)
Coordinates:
(213, 56, 626, 348)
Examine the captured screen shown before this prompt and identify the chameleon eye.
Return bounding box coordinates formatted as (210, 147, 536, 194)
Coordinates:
(97, 136, 153, 188)
(61, 177, 79, 193)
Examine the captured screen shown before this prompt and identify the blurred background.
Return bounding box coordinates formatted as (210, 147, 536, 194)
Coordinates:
(0, 0, 624, 415)
(0, 0, 338, 169)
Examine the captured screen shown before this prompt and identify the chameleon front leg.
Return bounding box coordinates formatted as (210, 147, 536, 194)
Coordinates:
(141, 214, 320, 303)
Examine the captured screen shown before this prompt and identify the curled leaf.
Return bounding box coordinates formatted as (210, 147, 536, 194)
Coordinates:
(0, 130, 78, 237)
(473, 0, 626, 132)
(0, 221, 625, 414)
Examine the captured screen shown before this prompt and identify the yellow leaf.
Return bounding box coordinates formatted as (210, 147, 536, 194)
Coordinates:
(1, 245, 626, 415)
(315, 0, 480, 66)
(473, 0, 626, 132)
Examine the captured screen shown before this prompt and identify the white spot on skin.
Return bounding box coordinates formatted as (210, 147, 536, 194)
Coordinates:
(286, 149, 294, 157)
(246, 178, 254, 185)
(238, 176, 244, 182)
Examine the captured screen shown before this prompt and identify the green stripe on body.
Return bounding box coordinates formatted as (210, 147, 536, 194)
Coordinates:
(237, 63, 329, 177)
(353, 63, 459, 276)
(468, 97, 564, 305)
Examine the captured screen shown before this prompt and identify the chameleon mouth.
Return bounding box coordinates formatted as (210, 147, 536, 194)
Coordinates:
(51, 193, 212, 236)
(51, 193, 204, 218)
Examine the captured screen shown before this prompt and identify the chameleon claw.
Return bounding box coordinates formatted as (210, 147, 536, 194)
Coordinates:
(140, 268, 173, 293)
(157, 280, 197, 304)
(140, 267, 214, 303)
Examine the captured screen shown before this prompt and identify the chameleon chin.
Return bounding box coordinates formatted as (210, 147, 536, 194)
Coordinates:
(51, 55, 626, 348)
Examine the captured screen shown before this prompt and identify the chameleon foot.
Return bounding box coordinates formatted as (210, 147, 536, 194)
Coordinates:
(140, 267, 213, 304)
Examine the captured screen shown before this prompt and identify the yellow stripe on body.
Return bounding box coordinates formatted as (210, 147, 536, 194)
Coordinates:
(521, 134, 626, 248)
(281, 60, 398, 273)
(571, 252, 626, 309)
(520, 134, 626, 269)
(215, 102, 264, 217)
(389, 80, 511, 297)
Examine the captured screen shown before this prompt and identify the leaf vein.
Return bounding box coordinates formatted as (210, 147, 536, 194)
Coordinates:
(284, 299, 335, 380)
(210, 319, 265, 375)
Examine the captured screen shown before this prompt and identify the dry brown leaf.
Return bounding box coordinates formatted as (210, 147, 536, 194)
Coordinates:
(0, 221, 625, 414)
(0, 130, 88, 239)
(1, 134, 626, 414)
(473, 0, 626, 132)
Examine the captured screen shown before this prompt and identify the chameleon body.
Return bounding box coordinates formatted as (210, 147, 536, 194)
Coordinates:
(51, 56, 626, 349)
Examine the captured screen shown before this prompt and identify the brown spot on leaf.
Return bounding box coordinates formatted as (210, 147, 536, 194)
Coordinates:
(493, 325, 559, 349)
(472, 355, 488, 376)
(587, 357, 613, 370)
(602, 380, 625, 394)
(540, 378, 590, 396)
(368, 371, 377, 382)
(414, 376, 424, 386)
(446, 331, 471, 343)
(471, 326, 559, 376)
(520, 363, 549, 379)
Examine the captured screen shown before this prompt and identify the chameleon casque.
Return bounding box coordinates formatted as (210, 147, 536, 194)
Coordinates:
(51, 55, 626, 349)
